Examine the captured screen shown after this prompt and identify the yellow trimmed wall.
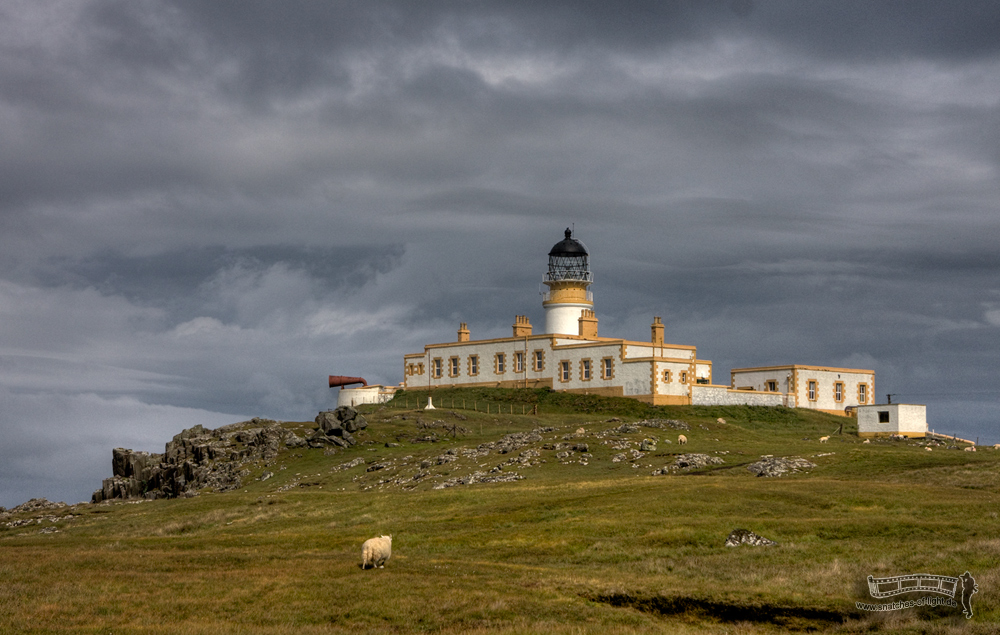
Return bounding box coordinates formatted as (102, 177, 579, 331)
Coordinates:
(542, 282, 593, 305)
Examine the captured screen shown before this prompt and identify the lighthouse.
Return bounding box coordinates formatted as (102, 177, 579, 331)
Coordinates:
(542, 228, 595, 335)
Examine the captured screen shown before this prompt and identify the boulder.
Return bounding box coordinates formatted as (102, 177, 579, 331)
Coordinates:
(746, 456, 816, 478)
(316, 407, 368, 436)
(725, 528, 776, 547)
(651, 453, 723, 475)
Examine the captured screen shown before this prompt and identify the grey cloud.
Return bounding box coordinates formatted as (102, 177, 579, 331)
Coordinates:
(152, 1, 1000, 66)
(31, 244, 405, 308)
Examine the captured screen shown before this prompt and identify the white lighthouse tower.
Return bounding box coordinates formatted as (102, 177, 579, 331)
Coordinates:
(542, 228, 596, 336)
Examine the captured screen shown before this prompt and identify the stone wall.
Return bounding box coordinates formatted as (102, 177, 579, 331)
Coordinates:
(691, 385, 788, 407)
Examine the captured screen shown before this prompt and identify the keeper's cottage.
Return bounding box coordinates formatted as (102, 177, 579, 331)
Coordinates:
(398, 229, 874, 414)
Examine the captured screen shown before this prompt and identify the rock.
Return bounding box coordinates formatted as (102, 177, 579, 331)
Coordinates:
(674, 453, 723, 469)
(612, 423, 640, 434)
(316, 411, 343, 435)
(432, 470, 524, 489)
(639, 439, 656, 452)
(573, 443, 589, 453)
(725, 528, 776, 547)
(476, 430, 544, 455)
(92, 419, 300, 503)
(636, 419, 690, 431)
(746, 456, 816, 478)
(7, 498, 68, 514)
(652, 453, 724, 475)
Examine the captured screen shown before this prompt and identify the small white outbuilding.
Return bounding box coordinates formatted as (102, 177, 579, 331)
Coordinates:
(857, 403, 927, 438)
(336, 385, 398, 408)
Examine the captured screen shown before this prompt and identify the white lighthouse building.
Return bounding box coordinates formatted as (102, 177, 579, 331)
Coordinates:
(399, 228, 874, 414)
(542, 229, 595, 336)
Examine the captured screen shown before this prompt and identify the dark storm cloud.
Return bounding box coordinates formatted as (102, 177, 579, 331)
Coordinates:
(30, 244, 405, 310)
(149, 1, 1000, 63)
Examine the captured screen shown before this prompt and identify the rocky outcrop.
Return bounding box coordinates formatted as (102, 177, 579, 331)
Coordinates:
(636, 418, 690, 431)
(92, 417, 298, 502)
(651, 453, 725, 475)
(432, 470, 524, 489)
(92, 409, 375, 502)
(308, 407, 367, 448)
(746, 456, 816, 478)
(0, 498, 67, 519)
(725, 528, 777, 547)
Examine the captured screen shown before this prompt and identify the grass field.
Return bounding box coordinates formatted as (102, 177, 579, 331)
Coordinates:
(2, 389, 997, 634)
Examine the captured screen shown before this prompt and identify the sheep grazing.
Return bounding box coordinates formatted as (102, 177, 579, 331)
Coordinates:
(361, 535, 392, 569)
(819, 436, 830, 443)
(994, 444, 1000, 450)
(677, 434, 687, 445)
(862, 439, 870, 444)
(716, 418, 726, 425)
(925, 447, 932, 451)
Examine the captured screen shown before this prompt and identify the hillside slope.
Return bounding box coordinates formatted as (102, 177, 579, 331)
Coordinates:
(2, 390, 996, 634)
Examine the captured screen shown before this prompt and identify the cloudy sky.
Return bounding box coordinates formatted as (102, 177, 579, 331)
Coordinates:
(2, 0, 999, 507)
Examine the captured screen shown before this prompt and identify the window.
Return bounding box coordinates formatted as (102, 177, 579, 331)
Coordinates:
(469, 355, 479, 376)
(514, 351, 524, 373)
(495, 353, 505, 374)
(680, 371, 688, 384)
(878, 410, 890, 423)
(432, 358, 443, 379)
(807, 380, 817, 401)
(834, 381, 844, 402)
(662, 369, 672, 383)
(766, 380, 777, 392)
(581, 359, 592, 381)
(449, 356, 460, 378)
(559, 361, 571, 382)
(602, 358, 614, 380)
(533, 350, 545, 371)
(858, 384, 867, 404)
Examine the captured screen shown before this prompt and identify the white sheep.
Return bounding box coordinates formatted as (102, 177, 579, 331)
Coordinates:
(361, 535, 392, 569)
(677, 434, 687, 445)
(925, 447, 932, 451)
(994, 444, 1000, 450)
(964, 446, 976, 452)
(716, 418, 726, 425)
(819, 436, 830, 443)
(862, 439, 870, 444)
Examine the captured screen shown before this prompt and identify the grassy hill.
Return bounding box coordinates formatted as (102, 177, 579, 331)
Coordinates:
(2, 388, 996, 634)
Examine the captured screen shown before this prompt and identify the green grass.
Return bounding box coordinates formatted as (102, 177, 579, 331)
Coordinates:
(2, 390, 997, 634)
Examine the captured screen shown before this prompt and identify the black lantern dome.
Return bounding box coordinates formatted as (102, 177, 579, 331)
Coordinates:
(545, 228, 592, 283)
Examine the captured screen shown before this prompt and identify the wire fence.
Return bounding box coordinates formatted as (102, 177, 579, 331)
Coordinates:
(383, 395, 538, 416)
